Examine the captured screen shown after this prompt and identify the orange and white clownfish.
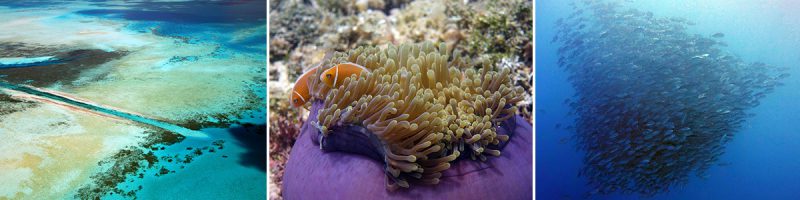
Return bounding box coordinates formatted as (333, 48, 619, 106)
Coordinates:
(289, 66, 319, 108)
(319, 62, 370, 88)
(289, 52, 334, 108)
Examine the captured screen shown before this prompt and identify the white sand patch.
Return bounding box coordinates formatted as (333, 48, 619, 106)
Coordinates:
(0, 7, 156, 51)
(51, 170, 82, 195)
(0, 103, 83, 134)
(0, 5, 263, 124)
(67, 41, 264, 122)
(0, 103, 146, 199)
(0, 56, 55, 65)
(0, 168, 33, 198)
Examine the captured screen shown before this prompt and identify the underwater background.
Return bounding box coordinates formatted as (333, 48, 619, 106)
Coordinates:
(268, 0, 532, 198)
(537, 0, 800, 199)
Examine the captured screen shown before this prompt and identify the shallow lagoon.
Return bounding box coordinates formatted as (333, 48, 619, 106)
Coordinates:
(0, 1, 265, 199)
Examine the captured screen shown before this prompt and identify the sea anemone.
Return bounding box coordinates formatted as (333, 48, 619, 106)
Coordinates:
(304, 42, 525, 189)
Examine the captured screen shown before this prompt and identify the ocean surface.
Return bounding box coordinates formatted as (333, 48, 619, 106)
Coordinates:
(537, 0, 800, 199)
(0, 1, 265, 199)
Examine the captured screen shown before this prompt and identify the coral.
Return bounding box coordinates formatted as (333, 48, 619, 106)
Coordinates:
(390, 0, 452, 43)
(315, 11, 392, 52)
(448, 0, 532, 66)
(283, 0, 533, 105)
(499, 56, 533, 122)
(314, 0, 417, 15)
(308, 42, 525, 189)
(269, 1, 323, 62)
(74, 130, 185, 199)
(315, 0, 386, 15)
(315, 0, 458, 53)
(452, 0, 532, 122)
(267, 89, 305, 200)
(268, 114, 301, 200)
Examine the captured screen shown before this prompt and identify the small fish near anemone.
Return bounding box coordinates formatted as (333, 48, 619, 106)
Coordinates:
(320, 62, 371, 88)
(299, 42, 526, 190)
(289, 66, 318, 108)
(289, 52, 334, 108)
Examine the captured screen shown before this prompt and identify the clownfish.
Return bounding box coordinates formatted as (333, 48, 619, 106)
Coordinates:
(289, 52, 334, 108)
(319, 62, 370, 88)
(289, 66, 319, 108)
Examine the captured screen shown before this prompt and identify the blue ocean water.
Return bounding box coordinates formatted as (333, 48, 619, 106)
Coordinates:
(0, 0, 266, 199)
(81, 1, 269, 198)
(537, 0, 800, 199)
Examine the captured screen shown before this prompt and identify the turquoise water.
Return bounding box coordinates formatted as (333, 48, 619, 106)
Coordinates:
(538, 0, 800, 199)
(0, 56, 60, 69)
(0, 1, 266, 199)
(116, 122, 266, 200)
(0, 81, 208, 138)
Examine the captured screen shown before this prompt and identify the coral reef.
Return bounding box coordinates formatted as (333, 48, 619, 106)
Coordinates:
(266, 85, 307, 199)
(267, 94, 304, 200)
(448, 0, 532, 66)
(1, 2, 266, 199)
(74, 130, 184, 199)
(73, 129, 231, 199)
(75, 147, 158, 199)
(315, 0, 389, 15)
(269, 0, 323, 62)
(308, 42, 525, 189)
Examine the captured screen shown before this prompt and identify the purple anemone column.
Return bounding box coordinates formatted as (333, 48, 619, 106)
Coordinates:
(282, 100, 532, 199)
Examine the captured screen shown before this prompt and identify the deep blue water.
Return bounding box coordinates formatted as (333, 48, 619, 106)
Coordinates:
(537, 0, 800, 199)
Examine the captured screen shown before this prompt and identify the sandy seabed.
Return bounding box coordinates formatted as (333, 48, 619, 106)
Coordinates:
(0, 102, 146, 199)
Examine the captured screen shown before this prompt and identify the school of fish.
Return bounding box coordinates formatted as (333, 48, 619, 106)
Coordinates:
(553, 1, 788, 196)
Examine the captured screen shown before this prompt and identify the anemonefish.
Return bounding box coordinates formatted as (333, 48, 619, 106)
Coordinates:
(319, 62, 370, 88)
(289, 66, 319, 108)
(290, 52, 334, 108)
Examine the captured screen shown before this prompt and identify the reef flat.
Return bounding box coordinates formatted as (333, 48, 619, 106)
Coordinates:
(0, 95, 147, 199)
(0, 1, 265, 199)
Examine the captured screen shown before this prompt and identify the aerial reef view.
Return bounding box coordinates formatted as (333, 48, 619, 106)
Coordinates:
(268, 0, 532, 199)
(0, 1, 266, 199)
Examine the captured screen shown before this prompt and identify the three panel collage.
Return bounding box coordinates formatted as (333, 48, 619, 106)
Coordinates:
(0, 0, 797, 199)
